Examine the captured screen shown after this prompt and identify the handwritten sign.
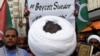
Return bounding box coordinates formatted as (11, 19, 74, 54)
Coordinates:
(28, 0, 75, 27)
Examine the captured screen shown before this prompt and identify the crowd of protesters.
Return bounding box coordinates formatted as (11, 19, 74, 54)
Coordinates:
(0, 2, 100, 56)
(0, 27, 100, 56)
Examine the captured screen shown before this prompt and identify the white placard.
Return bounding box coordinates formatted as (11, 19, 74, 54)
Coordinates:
(0, 0, 4, 9)
(28, 0, 75, 27)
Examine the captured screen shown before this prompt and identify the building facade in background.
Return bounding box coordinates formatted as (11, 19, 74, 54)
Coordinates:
(7, 0, 100, 36)
(7, 0, 26, 37)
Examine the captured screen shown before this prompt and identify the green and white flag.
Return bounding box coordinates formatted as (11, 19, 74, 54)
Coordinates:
(7, 3, 12, 28)
(76, 0, 89, 32)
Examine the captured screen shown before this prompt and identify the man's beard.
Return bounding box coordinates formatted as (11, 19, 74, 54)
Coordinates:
(93, 47, 100, 54)
(5, 44, 16, 50)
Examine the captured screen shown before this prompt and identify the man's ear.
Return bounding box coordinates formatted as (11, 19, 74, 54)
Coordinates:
(74, 9, 78, 18)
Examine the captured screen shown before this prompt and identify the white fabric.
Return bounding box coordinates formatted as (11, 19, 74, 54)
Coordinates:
(28, 16, 76, 56)
(87, 35, 100, 43)
(0, 0, 4, 9)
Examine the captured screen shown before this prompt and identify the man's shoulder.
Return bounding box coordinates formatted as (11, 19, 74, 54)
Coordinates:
(18, 48, 27, 52)
(0, 46, 4, 50)
(0, 46, 5, 55)
(17, 48, 28, 56)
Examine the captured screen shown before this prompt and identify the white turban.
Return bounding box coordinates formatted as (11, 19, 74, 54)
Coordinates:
(28, 16, 76, 56)
(87, 35, 100, 43)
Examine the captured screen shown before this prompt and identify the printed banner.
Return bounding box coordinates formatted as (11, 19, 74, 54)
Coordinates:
(28, 0, 75, 27)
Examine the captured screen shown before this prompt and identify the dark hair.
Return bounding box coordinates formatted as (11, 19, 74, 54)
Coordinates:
(43, 21, 61, 33)
(4, 28, 18, 37)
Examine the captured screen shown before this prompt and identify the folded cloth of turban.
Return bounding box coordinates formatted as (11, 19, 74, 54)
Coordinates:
(87, 35, 100, 43)
(28, 16, 76, 56)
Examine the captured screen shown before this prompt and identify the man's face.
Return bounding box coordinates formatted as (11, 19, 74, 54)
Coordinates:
(17, 40, 27, 49)
(89, 38, 100, 48)
(3, 30, 18, 47)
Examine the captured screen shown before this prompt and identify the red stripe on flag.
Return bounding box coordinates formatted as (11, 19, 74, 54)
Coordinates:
(0, 0, 7, 38)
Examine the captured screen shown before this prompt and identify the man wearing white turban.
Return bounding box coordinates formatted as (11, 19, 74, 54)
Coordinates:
(87, 35, 100, 43)
(28, 16, 76, 56)
(87, 34, 100, 55)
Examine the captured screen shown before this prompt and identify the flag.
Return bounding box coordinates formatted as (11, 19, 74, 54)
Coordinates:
(0, 0, 12, 39)
(7, 3, 12, 28)
(76, 0, 89, 33)
(0, 0, 7, 39)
